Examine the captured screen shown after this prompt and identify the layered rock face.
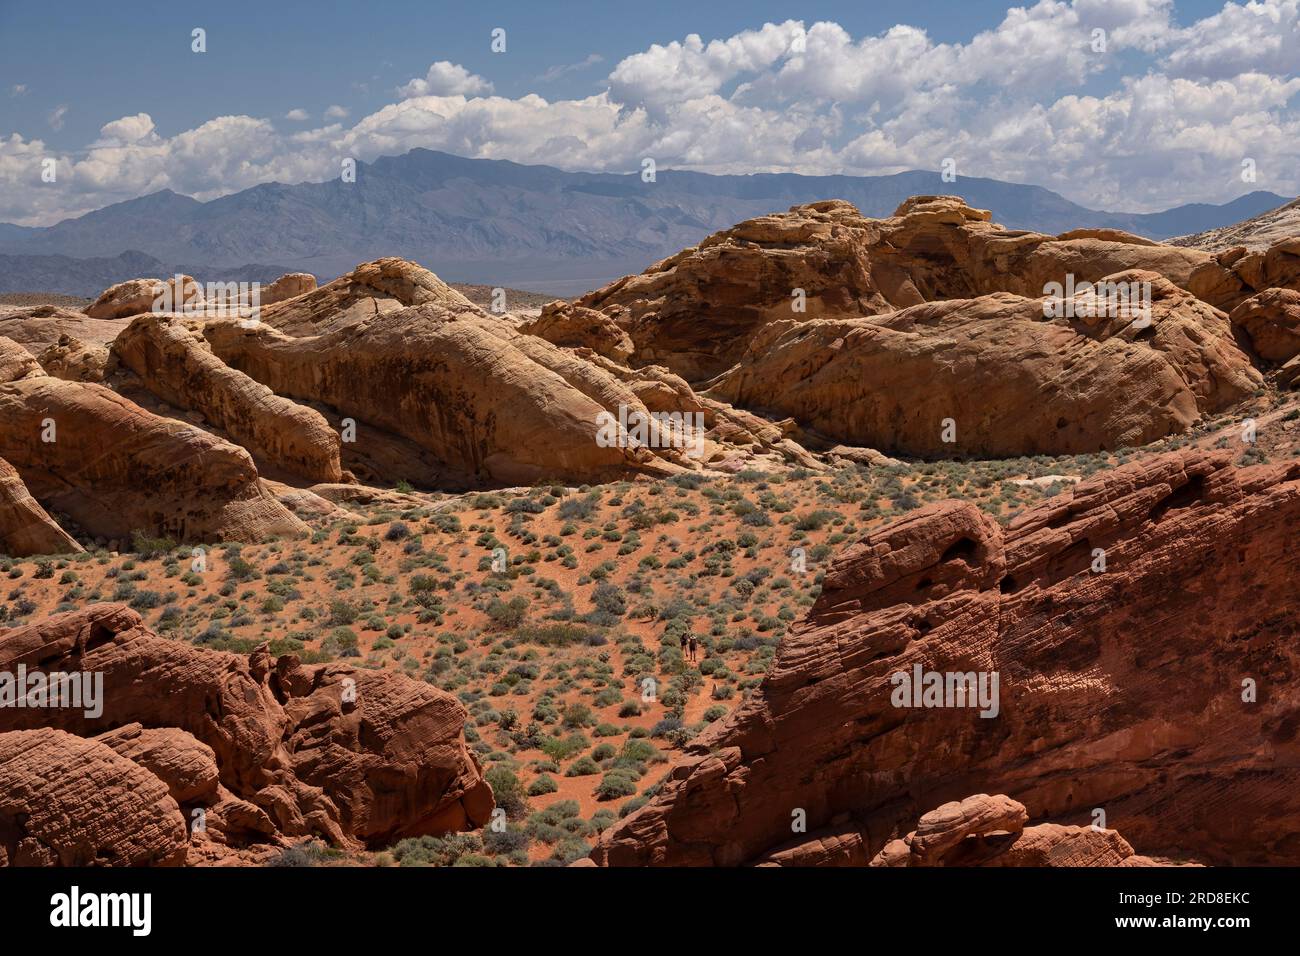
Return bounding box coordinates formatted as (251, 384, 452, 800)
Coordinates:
(0, 604, 494, 864)
(0, 456, 82, 557)
(1188, 237, 1300, 312)
(574, 197, 1217, 382)
(0, 373, 306, 543)
(258, 257, 478, 336)
(707, 273, 1260, 456)
(113, 313, 344, 483)
(588, 449, 1300, 867)
(203, 304, 699, 486)
(0, 727, 189, 866)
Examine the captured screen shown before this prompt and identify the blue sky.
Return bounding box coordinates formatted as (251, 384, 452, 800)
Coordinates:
(1, 0, 1296, 224)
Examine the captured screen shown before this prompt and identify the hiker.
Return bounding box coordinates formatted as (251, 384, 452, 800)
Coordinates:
(688, 635, 699, 663)
(679, 631, 689, 657)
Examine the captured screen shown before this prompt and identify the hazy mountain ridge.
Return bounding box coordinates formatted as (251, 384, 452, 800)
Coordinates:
(0, 149, 1289, 296)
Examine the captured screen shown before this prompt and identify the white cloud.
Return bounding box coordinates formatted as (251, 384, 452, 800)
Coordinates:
(284, 108, 310, 121)
(46, 105, 68, 131)
(3, 1, 1298, 225)
(538, 54, 605, 83)
(324, 104, 350, 120)
(397, 61, 494, 98)
(1162, 0, 1299, 78)
(9, 84, 27, 97)
(94, 113, 157, 146)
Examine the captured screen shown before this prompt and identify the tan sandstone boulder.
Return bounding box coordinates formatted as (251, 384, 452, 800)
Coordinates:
(0, 375, 307, 543)
(113, 313, 343, 483)
(1228, 287, 1300, 363)
(86, 274, 202, 320)
(707, 272, 1259, 456)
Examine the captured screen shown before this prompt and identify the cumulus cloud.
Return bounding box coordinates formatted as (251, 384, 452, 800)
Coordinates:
(93, 113, 158, 147)
(9, 84, 27, 97)
(46, 105, 68, 131)
(398, 61, 494, 98)
(1161, 0, 1299, 78)
(323, 104, 350, 120)
(284, 108, 310, 121)
(2, 1, 1298, 225)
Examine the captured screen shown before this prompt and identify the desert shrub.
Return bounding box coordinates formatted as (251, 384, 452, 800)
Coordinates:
(391, 833, 482, 867)
(565, 756, 600, 777)
(484, 767, 528, 819)
(596, 770, 639, 800)
(486, 596, 529, 630)
(527, 774, 558, 796)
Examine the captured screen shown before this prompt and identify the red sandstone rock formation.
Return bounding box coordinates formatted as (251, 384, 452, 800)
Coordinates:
(0, 456, 82, 557)
(0, 604, 493, 864)
(0, 375, 307, 544)
(862, 793, 1186, 867)
(0, 727, 190, 866)
(587, 449, 1300, 867)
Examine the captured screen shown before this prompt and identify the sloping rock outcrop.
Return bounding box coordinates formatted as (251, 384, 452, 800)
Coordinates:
(707, 273, 1259, 456)
(587, 449, 1300, 867)
(0, 456, 82, 557)
(113, 313, 343, 483)
(202, 304, 698, 486)
(0, 604, 494, 862)
(574, 197, 1217, 381)
(258, 257, 479, 336)
(0, 373, 306, 543)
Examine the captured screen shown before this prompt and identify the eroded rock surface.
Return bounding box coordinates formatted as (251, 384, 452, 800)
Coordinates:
(708, 273, 1258, 456)
(0, 604, 494, 862)
(0, 456, 82, 557)
(588, 449, 1300, 867)
(114, 313, 343, 483)
(574, 197, 1216, 381)
(0, 375, 306, 543)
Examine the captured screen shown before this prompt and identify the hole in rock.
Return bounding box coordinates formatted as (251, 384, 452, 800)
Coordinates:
(1149, 474, 1207, 523)
(940, 537, 979, 565)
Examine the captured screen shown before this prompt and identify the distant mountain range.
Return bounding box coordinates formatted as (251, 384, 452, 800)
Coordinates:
(0, 149, 1290, 296)
(0, 251, 294, 299)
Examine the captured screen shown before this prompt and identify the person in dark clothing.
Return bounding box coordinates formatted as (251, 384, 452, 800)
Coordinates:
(679, 632, 689, 657)
(688, 634, 699, 663)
